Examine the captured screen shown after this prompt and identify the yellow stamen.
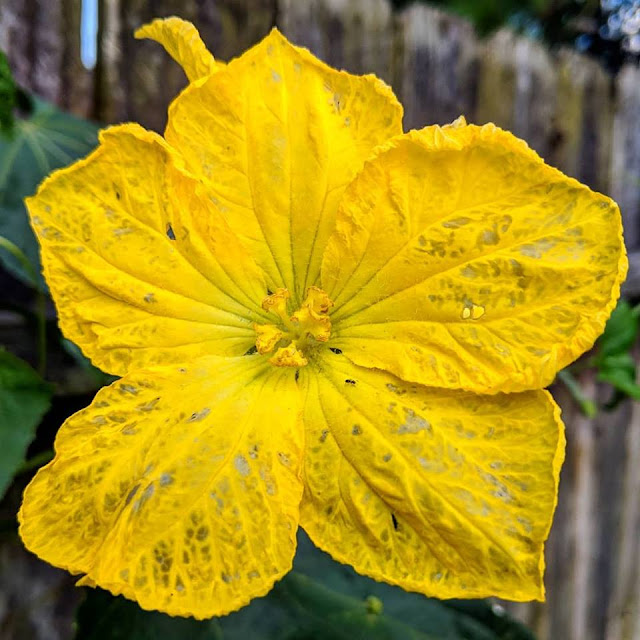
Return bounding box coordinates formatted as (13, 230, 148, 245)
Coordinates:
(261, 288, 291, 325)
(254, 286, 334, 366)
(269, 344, 309, 367)
(253, 323, 283, 354)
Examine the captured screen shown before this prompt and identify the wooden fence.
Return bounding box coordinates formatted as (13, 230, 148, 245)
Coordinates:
(1, 1, 640, 638)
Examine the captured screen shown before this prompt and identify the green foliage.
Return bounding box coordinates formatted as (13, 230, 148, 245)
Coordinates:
(0, 348, 52, 499)
(0, 97, 99, 290)
(0, 50, 17, 134)
(559, 300, 640, 415)
(390, 0, 566, 35)
(592, 300, 640, 407)
(596, 301, 639, 360)
(74, 532, 535, 640)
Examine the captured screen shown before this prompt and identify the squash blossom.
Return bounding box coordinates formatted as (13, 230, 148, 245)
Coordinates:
(19, 17, 626, 619)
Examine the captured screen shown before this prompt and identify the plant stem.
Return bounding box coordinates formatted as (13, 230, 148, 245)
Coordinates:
(557, 369, 597, 417)
(0, 236, 47, 376)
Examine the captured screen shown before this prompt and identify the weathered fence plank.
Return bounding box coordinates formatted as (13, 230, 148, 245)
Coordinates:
(95, 0, 277, 130)
(1, 2, 640, 639)
(553, 50, 613, 196)
(278, 0, 394, 84)
(612, 64, 640, 251)
(396, 4, 477, 130)
(477, 29, 557, 160)
(607, 349, 640, 640)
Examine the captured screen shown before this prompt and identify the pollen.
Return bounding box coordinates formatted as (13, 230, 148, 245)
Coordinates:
(253, 286, 334, 367)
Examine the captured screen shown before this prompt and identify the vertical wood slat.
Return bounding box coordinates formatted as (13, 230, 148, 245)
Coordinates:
(28, 0, 64, 104)
(612, 65, 640, 251)
(543, 383, 577, 640)
(0, 0, 89, 117)
(476, 29, 557, 160)
(94, 0, 279, 130)
(2, 2, 640, 638)
(94, 0, 123, 124)
(607, 346, 640, 640)
(0, 0, 35, 93)
(395, 4, 477, 130)
(569, 371, 598, 640)
(59, 0, 91, 116)
(278, 0, 393, 84)
(552, 50, 613, 196)
(1, 0, 60, 105)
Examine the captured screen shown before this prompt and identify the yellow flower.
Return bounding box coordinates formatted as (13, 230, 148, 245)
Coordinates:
(19, 17, 626, 620)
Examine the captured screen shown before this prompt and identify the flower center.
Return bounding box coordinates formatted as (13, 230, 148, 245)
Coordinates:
(253, 287, 334, 367)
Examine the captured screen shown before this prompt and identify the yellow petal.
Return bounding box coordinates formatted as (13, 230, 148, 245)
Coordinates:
(322, 123, 627, 393)
(300, 354, 564, 601)
(19, 356, 303, 619)
(27, 123, 271, 376)
(165, 28, 403, 304)
(134, 17, 221, 83)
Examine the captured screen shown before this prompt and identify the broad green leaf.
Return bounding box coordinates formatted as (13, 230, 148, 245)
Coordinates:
(0, 348, 52, 498)
(0, 96, 99, 290)
(74, 532, 535, 640)
(74, 588, 220, 640)
(596, 300, 639, 360)
(290, 533, 535, 640)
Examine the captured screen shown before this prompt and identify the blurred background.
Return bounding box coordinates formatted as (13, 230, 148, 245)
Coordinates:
(1, 1, 640, 639)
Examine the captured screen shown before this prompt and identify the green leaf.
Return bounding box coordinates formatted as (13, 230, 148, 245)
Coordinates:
(0, 97, 99, 290)
(0, 348, 52, 499)
(74, 589, 221, 640)
(597, 352, 636, 375)
(74, 532, 535, 640)
(597, 366, 640, 401)
(596, 300, 639, 360)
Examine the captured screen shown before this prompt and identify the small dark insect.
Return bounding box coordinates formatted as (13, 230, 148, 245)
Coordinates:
(244, 345, 258, 356)
(166, 223, 176, 240)
(329, 347, 343, 354)
(345, 379, 356, 386)
(391, 513, 399, 531)
(295, 370, 300, 382)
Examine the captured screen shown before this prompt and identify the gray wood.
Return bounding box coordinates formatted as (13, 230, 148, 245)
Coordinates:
(612, 65, 640, 250)
(396, 4, 477, 130)
(1, 2, 640, 638)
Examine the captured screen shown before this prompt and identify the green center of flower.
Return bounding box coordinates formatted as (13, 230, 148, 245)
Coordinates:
(253, 287, 333, 367)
